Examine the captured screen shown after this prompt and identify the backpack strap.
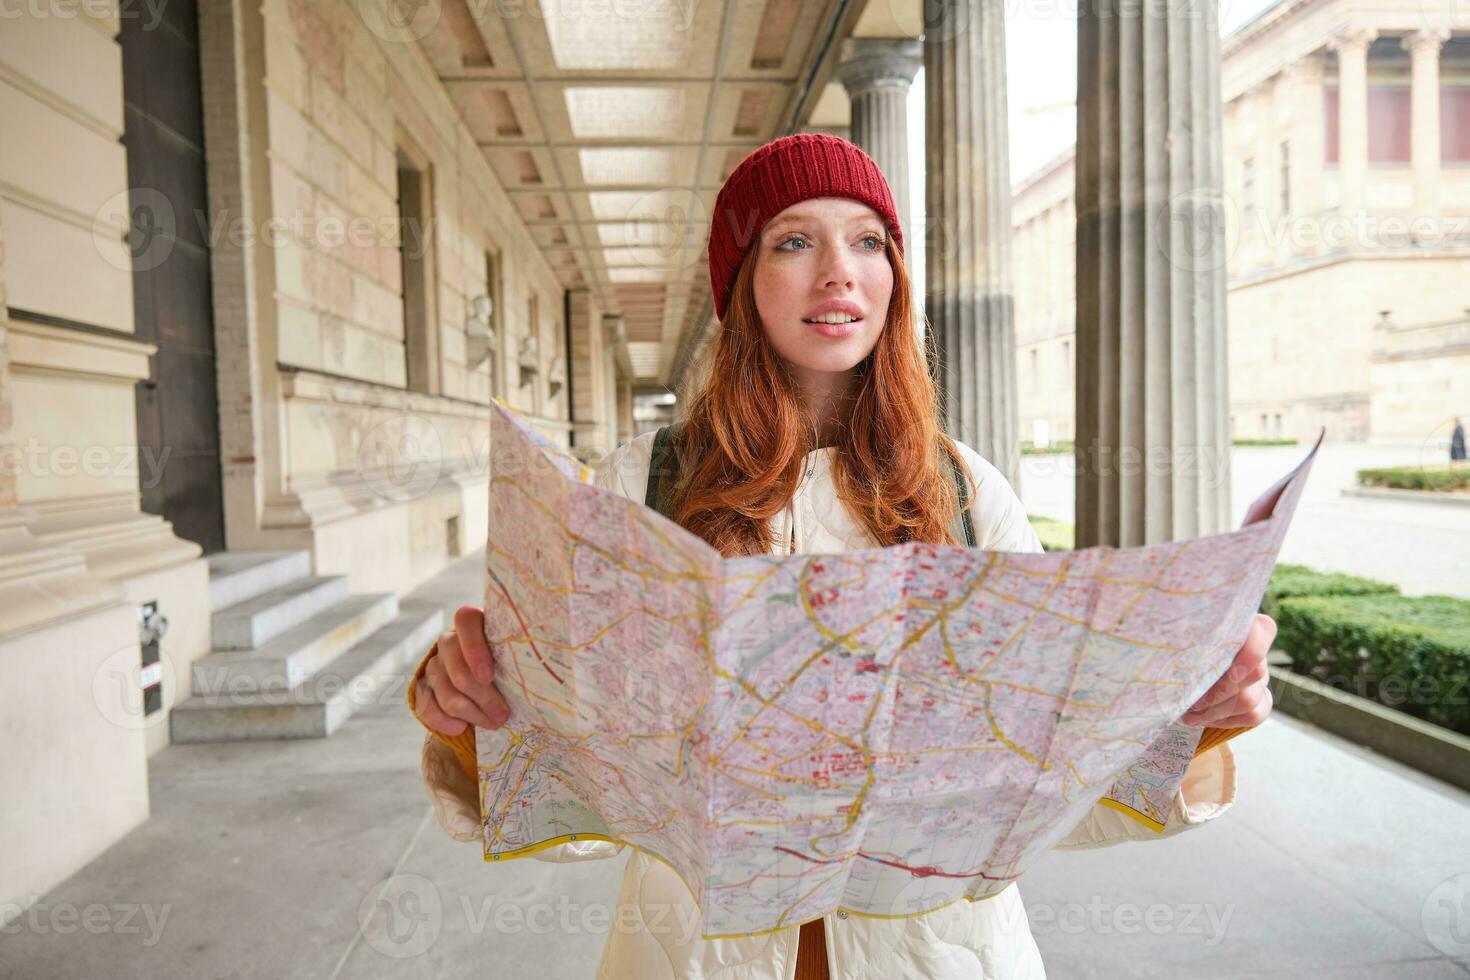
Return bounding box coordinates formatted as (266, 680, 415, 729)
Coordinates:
(943, 447, 978, 548)
(645, 424, 977, 548)
(644, 423, 682, 518)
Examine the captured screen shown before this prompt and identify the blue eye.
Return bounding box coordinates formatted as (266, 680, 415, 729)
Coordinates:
(775, 234, 886, 252)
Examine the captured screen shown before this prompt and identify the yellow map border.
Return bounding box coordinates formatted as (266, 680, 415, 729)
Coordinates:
(1095, 796, 1167, 832)
(478, 795, 1166, 940)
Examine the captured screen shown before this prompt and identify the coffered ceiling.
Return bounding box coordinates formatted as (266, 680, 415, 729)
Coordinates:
(413, 0, 924, 386)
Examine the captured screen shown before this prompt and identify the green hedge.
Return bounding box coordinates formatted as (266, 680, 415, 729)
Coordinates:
(1356, 465, 1470, 492)
(1260, 563, 1398, 619)
(1020, 441, 1074, 456)
(1027, 516, 1074, 552)
(1019, 438, 1302, 454)
(1274, 593, 1470, 735)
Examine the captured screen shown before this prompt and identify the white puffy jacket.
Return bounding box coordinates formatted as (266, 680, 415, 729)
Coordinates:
(416, 433, 1239, 979)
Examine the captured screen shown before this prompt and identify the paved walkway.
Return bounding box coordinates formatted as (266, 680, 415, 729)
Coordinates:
(1020, 441, 1470, 600)
(4, 550, 1469, 979)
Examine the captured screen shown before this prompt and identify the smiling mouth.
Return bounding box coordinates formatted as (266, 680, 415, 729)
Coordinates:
(801, 315, 863, 324)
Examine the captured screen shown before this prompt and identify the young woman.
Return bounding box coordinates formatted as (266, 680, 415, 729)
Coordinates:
(408, 133, 1277, 979)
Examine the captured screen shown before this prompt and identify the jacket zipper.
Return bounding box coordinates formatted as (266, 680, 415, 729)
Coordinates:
(790, 457, 815, 553)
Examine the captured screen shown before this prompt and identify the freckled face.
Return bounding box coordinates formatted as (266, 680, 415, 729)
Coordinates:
(751, 198, 895, 379)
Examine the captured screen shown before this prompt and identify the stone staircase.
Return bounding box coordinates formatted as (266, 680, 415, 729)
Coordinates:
(170, 550, 443, 742)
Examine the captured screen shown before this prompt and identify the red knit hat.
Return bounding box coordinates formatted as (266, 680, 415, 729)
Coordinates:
(707, 133, 904, 322)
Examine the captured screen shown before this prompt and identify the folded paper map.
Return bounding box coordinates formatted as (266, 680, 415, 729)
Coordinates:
(478, 398, 1320, 937)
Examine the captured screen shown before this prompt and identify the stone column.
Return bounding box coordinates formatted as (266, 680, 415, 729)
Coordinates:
(199, 0, 292, 548)
(1074, 0, 1232, 547)
(1403, 28, 1449, 213)
(567, 288, 610, 455)
(836, 38, 923, 244)
(615, 379, 634, 447)
(1285, 52, 1326, 221)
(1329, 28, 1376, 214)
(924, 0, 1019, 487)
(0, 198, 13, 516)
(1048, 205, 1065, 324)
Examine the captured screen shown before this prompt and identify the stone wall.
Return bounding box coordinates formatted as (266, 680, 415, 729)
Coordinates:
(1371, 316, 1470, 441)
(1229, 255, 1470, 442)
(200, 0, 617, 592)
(0, 3, 174, 927)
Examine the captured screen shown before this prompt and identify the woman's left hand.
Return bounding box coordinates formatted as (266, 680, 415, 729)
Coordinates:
(1181, 613, 1278, 728)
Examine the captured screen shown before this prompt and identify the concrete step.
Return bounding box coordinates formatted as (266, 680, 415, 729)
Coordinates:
(171, 602, 444, 742)
(207, 550, 312, 613)
(192, 593, 398, 696)
(211, 575, 351, 651)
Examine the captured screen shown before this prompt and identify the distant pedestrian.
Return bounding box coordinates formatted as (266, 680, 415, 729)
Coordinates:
(1452, 417, 1467, 463)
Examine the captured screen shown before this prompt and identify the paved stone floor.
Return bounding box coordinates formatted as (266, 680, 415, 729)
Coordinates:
(5, 538, 1469, 979)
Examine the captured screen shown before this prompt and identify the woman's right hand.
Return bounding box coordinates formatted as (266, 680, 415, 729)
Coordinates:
(413, 605, 512, 736)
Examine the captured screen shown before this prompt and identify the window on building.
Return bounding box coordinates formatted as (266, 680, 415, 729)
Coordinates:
(1324, 86, 1339, 162)
(1443, 86, 1470, 162)
(1241, 157, 1256, 217)
(527, 293, 541, 414)
(1367, 84, 1411, 164)
(1030, 348, 1040, 388)
(484, 249, 503, 397)
(1259, 413, 1268, 435)
(397, 144, 439, 393)
(1273, 413, 1283, 438)
(555, 311, 569, 414)
(1322, 83, 1414, 163)
(1060, 340, 1071, 387)
(1279, 141, 1291, 215)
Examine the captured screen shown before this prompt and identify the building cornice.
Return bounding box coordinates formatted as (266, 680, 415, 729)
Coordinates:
(1012, 145, 1077, 201)
(1222, 0, 1320, 58)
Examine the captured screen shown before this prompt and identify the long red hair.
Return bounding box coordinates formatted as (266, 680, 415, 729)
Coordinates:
(665, 237, 974, 557)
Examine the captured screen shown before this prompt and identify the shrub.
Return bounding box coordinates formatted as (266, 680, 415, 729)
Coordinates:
(1021, 441, 1074, 456)
(1356, 466, 1470, 492)
(1028, 516, 1074, 552)
(1260, 563, 1398, 619)
(1274, 593, 1470, 736)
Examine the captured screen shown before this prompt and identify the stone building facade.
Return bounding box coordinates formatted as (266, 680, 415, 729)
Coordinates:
(0, 0, 974, 923)
(1015, 0, 1470, 447)
(0, 0, 641, 917)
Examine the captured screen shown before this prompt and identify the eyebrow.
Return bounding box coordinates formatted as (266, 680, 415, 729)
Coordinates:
(764, 213, 886, 235)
